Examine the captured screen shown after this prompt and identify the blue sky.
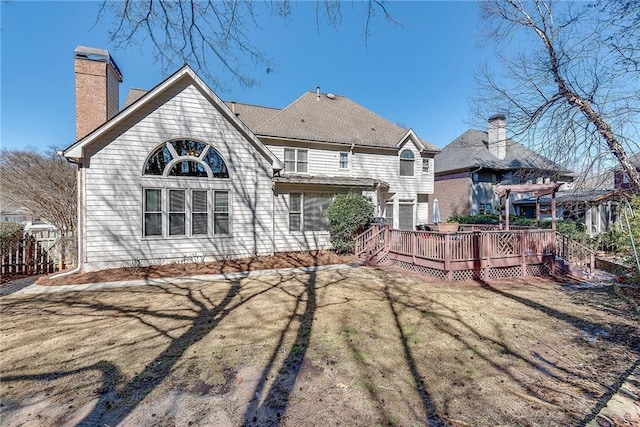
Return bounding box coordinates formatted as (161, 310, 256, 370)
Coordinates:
(1, 1, 489, 152)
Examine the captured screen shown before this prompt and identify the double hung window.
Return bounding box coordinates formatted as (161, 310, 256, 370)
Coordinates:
(399, 150, 415, 176)
(339, 152, 349, 169)
(284, 149, 308, 173)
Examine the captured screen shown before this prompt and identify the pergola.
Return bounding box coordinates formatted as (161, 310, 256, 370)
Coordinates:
(494, 182, 562, 231)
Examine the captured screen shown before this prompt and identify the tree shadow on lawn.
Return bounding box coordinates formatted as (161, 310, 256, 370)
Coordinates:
(1, 263, 326, 426)
(473, 277, 640, 424)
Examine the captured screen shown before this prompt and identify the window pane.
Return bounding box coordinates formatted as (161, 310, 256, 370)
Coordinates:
(170, 140, 208, 157)
(192, 190, 208, 235)
(297, 150, 308, 173)
(303, 193, 331, 231)
(422, 158, 430, 173)
(400, 159, 414, 176)
(169, 190, 185, 236)
(400, 150, 414, 159)
(169, 190, 185, 212)
(192, 190, 207, 212)
(169, 213, 186, 235)
(214, 191, 229, 212)
(214, 191, 229, 235)
(284, 149, 296, 172)
(289, 193, 302, 231)
(385, 202, 394, 225)
(145, 189, 161, 212)
(145, 213, 162, 236)
(339, 153, 349, 169)
(192, 213, 208, 235)
(144, 144, 173, 175)
(203, 147, 229, 178)
(214, 213, 229, 235)
(168, 160, 208, 177)
(398, 204, 413, 230)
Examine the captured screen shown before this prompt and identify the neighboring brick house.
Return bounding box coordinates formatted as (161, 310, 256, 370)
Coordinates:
(433, 115, 573, 221)
(64, 46, 439, 272)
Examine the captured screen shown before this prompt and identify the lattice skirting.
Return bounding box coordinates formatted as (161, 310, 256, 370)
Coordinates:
(391, 260, 448, 280)
(391, 260, 551, 281)
(526, 262, 551, 277)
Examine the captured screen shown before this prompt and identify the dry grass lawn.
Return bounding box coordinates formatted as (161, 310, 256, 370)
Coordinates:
(1, 266, 638, 426)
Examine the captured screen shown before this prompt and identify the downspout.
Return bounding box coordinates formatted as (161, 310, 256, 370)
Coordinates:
(271, 181, 276, 255)
(51, 157, 83, 278)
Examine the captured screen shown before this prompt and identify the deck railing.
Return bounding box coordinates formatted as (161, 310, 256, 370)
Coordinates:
(555, 232, 596, 275)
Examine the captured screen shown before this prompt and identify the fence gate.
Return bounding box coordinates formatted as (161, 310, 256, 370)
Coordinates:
(1, 237, 58, 277)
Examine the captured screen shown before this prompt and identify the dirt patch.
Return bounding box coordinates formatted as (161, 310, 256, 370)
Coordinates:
(34, 250, 353, 286)
(2, 267, 638, 426)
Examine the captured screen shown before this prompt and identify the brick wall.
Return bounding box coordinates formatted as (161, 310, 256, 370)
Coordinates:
(434, 175, 471, 221)
(75, 59, 120, 140)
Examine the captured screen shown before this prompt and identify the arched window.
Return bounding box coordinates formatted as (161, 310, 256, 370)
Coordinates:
(143, 139, 229, 178)
(141, 140, 231, 238)
(399, 149, 415, 177)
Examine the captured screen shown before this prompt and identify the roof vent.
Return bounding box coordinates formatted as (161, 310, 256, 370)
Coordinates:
(326, 93, 336, 99)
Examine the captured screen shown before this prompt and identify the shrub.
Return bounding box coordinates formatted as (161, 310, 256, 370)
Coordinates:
(0, 222, 23, 257)
(447, 214, 499, 224)
(326, 193, 374, 254)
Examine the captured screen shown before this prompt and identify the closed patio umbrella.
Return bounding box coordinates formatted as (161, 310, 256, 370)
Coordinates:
(432, 198, 441, 224)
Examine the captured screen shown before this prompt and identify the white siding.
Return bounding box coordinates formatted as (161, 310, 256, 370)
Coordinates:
(81, 82, 276, 271)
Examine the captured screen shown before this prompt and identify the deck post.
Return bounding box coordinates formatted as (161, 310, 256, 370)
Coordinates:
(521, 230, 528, 277)
(411, 232, 416, 264)
(444, 234, 451, 272)
(483, 232, 490, 280)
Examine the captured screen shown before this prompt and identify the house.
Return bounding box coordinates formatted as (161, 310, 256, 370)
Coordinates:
(512, 189, 626, 237)
(614, 152, 640, 193)
(64, 46, 439, 272)
(433, 114, 573, 220)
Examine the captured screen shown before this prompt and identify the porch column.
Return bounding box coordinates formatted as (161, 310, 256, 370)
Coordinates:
(505, 190, 511, 231)
(536, 196, 541, 228)
(551, 190, 557, 232)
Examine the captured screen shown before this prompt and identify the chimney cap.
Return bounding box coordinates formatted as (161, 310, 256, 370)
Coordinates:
(74, 46, 123, 82)
(488, 113, 506, 122)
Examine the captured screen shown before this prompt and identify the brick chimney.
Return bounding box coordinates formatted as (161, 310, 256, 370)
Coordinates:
(74, 46, 123, 140)
(487, 114, 507, 160)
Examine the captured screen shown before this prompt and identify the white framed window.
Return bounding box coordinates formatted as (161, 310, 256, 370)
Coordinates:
(399, 149, 415, 177)
(289, 193, 302, 231)
(422, 158, 430, 174)
(339, 152, 349, 169)
(192, 190, 208, 235)
(144, 189, 162, 237)
(385, 202, 394, 227)
(284, 149, 308, 173)
(143, 188, 230, 238)
(169, 189, 186, 236)
(214, 191, 230, 235)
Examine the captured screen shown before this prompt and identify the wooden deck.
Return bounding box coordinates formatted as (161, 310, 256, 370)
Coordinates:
(355, 225, 595, 281)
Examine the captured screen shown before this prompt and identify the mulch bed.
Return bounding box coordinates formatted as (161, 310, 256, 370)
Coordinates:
(34, 250, 355, 286)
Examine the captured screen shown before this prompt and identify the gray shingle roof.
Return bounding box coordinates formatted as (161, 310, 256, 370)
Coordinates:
(124, 88, 148, 108)
(224, 102, 281, 131)
(243, 92, 437, 151)
(119, 84, 436, 151)
(434, 129, 571, 174)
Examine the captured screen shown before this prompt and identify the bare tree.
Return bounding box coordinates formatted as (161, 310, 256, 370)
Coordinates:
(0, 149, 77, 236)
(98, 0, 397, 91)
(477, 0, 640, 192)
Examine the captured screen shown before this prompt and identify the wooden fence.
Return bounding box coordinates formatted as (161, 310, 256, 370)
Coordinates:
(1, 237, 59, 276)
